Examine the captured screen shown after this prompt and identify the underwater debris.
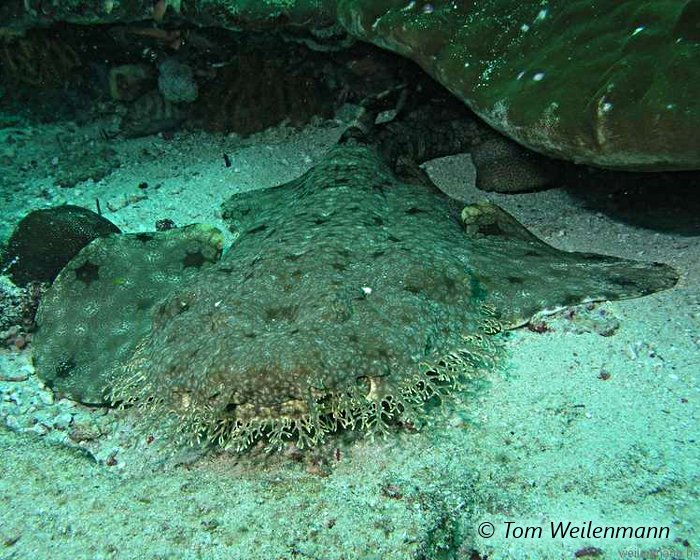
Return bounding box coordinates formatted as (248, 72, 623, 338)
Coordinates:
(51, 145, 121, 188)
(155, 218, 176, 231)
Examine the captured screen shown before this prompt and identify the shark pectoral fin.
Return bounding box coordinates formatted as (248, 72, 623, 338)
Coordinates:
(461, 201, 556, 246)
(460, 202, 680, 329)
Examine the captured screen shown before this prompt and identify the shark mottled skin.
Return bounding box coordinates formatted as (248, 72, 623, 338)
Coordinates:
(34, 143, 678, 450)
(33, 224, 224, 404)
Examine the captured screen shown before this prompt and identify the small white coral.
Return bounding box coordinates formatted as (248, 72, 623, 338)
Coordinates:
(158, 58, 198, 103)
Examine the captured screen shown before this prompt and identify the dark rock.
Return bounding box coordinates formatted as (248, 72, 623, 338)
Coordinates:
(3, 205, 120, 286)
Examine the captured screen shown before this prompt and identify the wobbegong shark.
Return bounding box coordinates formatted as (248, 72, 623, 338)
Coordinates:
(33, 136, 678, 450)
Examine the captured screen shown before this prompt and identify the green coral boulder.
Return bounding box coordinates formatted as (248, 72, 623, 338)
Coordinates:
(337, 0, 699, 170)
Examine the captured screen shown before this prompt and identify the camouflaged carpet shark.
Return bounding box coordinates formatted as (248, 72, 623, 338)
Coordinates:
(33, 139, 678, 450)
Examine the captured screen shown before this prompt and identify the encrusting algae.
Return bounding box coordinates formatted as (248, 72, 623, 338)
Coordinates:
(32, 142, 678, 451)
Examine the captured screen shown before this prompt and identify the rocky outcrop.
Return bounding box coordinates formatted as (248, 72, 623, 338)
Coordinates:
(2, 0, 697, 171)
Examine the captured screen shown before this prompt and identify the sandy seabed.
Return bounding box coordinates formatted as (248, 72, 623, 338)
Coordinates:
(0, 111, 698, 560)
